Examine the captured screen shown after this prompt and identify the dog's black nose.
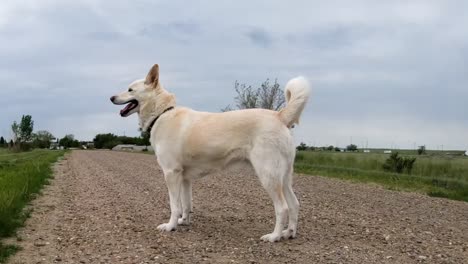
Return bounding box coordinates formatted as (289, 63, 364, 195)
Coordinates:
(110, 96, 116, 102)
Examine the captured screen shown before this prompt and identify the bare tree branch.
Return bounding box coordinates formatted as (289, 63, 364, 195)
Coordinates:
(222, 78, 285, 111)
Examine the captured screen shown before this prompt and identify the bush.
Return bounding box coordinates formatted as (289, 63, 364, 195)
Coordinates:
(104, 140, 120, 150)
(295, 152, 304, 161)
(382, 152, 416, 174)
(418, 145, 426, 155)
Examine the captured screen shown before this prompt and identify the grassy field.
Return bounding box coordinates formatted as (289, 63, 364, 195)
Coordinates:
(0, 149, 66, 262)
(295, 151, 468, 202)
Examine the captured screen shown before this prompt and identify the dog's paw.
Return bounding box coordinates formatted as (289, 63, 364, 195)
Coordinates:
(157, 223, 176, 232)
(260, 233, 282, 242)
(281, 229, 297, 239)
(178, 217, 190, 226)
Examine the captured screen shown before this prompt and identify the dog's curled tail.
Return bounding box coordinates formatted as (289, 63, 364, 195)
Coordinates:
(279, 76, 310, 128)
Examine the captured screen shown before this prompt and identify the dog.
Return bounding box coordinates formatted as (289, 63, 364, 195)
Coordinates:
(110, 64, 310, 242)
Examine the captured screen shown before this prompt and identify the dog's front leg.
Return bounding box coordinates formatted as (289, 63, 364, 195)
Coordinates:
(178, 178, 192, 225)
(157, 169, 183, 232)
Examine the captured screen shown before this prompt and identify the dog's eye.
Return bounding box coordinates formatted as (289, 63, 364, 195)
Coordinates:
(128, 88, 133, 92)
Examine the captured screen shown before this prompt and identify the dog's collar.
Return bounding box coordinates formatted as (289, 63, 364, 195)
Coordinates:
(145, 106, 175, 134)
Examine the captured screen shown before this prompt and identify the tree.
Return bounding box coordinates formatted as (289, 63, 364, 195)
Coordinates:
(11, 115, 34, 143)
(11, 121, 19, 144)
(93, 133, 151, 150)
(296, 142, 308, 151)
(417, 145, 426, 155)
(19, 115, 34, 142)
(0, 136, 5, 147)
(33, 130, 55, 149)
(223, 79, 285, 111)
(59, 134, 80, 149)
(258, 79, 285, 110)
(327, 145, 334, 151)
(140, 132, 151, 147)
(346, 144, 358, 152)
(11, 115, 34, 151)
(93, 133, 119, 149)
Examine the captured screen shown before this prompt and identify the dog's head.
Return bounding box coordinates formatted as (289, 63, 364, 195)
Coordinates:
(110, 64, 163, 117)
(111, 64, 176, 130)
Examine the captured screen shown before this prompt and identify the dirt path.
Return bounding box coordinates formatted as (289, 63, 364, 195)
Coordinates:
(6, 150, 468, 264)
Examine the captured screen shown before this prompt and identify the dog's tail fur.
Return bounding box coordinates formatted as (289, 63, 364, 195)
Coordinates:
(279, 76, 310, 128)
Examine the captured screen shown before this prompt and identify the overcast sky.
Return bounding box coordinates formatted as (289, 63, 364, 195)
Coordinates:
(1, 0, 467, 150)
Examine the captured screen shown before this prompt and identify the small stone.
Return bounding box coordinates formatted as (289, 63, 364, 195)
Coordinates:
(55, 256, 62, 261)
(418, 255, 427, 260)
(34, 241, 46, 247)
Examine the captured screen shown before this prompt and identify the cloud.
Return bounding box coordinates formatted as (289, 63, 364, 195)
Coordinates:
(246, 28, 273, 47)
(139, 21, 201, 43)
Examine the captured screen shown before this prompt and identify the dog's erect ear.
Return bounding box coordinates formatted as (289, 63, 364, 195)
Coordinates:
(145, 64, 159, 87)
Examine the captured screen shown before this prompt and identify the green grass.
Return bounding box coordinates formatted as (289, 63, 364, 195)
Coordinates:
(0, 149, 65, 263)
(294, 151, 468, 202)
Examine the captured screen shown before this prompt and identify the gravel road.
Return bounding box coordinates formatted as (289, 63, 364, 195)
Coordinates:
(6, 150, 468, 264)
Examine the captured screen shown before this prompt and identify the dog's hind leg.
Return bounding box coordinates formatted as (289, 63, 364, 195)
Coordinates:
(282, 165, 299, 239)
(250, 147, 289, 242)
(189, 180, 193, 213)
(157, 168, 183, 232)
(178, 178, 192, 225)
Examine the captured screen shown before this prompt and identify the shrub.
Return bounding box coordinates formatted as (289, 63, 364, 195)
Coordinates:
(382, 152, 416, 174)
(418, 145, 426, 155)
(295, 152, 304, 161)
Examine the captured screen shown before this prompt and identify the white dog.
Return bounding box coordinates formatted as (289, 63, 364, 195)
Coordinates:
(111, 64, 310, 242)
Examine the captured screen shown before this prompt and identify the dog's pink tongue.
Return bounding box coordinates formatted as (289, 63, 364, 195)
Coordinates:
(120, 104, 131, 115)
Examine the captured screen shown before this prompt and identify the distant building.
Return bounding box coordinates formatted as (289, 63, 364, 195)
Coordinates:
(383, 150, 392, 154)
(112, 144, 154, 152)
(363, 149, 370, 153)
(465, 151, 468, 156)
(49, 140, 59, 150)
(83, 142, 94, 149)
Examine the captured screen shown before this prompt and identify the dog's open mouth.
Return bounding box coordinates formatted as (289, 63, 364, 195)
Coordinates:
(120, 100, 139, 117)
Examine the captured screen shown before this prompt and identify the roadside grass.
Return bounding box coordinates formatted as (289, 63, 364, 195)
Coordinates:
(120, 148, 468, 201)
(295, 151, 468, 202)
(0, 149, 66, 263)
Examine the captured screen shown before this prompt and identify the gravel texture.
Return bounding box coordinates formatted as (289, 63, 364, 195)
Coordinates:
(6, 150, 468, 264)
